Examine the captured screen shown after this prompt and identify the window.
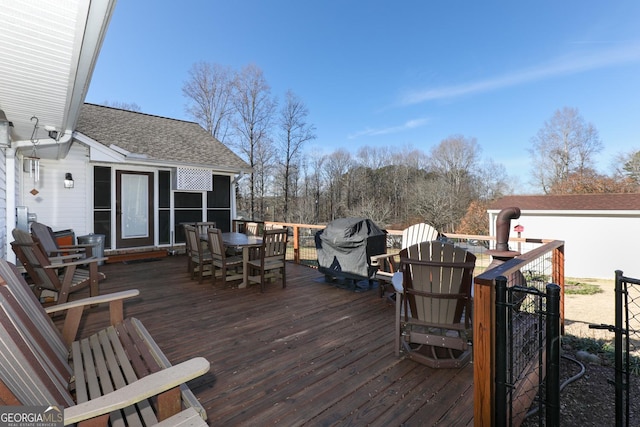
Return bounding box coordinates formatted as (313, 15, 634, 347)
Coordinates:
(159, 170, 171, 244)
(93, 166, 111, 248)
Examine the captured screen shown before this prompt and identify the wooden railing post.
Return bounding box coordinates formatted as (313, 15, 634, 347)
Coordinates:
(473, 276, 495, 426)
(552, 244, 565, 333)
(293, 225, 300, 264)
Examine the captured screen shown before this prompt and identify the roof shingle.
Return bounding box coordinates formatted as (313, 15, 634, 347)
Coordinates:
(77, 103, 250, 172)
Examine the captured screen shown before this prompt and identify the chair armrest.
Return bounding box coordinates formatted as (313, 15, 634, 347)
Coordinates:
(45, 256, 108, 269)
(51, 246, 85, 253)
(370, 253, 394, 264)
(44, 290, 140, 315)
(55, 246, 87, 254)
(370, 253, 398, 272)
(48, 253, 85, 262)
(63, 357, 211, 425)
(45, 290, 140, 347)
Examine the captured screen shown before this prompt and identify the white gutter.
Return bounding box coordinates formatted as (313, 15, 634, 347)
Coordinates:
(62, 0, 118, 139)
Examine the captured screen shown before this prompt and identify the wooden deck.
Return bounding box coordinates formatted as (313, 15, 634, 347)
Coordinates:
(65, 255, 474, 426)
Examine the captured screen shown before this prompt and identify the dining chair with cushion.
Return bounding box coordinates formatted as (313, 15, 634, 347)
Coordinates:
(207, 227, 243, 286)
(184, 225, 212, 283)
(247, 229, 288, 292)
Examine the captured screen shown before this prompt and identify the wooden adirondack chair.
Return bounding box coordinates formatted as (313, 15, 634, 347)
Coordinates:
(372, 223, 440, 297)
(0, 258, 209, 426)
(30, 221, 93, 258)
(247, 229, 288, 292)
(395, 240, 476, 368)
(11, 228, 106, 305)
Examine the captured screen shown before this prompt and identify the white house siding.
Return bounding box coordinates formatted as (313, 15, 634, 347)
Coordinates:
(19, 144, 90, 241)
(488, 209, 640, 279)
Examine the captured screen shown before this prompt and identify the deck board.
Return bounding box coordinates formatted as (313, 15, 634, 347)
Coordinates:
(62, 255, 473, 426)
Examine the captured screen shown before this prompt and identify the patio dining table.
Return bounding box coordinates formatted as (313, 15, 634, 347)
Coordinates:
(201, 231, 262, 288)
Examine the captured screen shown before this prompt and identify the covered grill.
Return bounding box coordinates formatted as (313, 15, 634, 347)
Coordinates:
(315, 217, 387, 284)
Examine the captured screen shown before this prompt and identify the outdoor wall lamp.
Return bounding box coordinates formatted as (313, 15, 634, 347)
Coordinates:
(64, 172, 74, 189)
(0, 109, 13, 148)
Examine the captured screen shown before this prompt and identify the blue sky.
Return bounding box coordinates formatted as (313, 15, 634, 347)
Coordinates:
(86, 1, 640, 193)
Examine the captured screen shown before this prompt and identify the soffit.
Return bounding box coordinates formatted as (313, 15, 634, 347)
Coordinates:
(0, 0, 115, 158)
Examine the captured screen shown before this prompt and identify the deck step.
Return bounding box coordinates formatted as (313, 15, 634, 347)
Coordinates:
(105, 250, 169, 264)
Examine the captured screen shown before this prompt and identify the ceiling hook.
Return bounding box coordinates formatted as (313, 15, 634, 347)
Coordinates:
(30, 116, 40, 145)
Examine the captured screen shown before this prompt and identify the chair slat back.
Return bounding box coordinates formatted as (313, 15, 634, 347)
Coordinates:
(262, 229, 288, 260)
(0, 261, 68, 362)
(400, 241, 475, 325)
(402, 223, 439, 249)
(207, 228, 225, 261)
(30, 222, 59, 256)
(184, 225, 202, 256)
(0, 260, 74, 406)
(195, 222, 216, 236)
(11, 229, 58, 291)
(245, 222, 259, 236)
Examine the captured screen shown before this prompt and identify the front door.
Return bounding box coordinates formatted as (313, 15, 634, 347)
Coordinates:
(116, 171, 154, 248)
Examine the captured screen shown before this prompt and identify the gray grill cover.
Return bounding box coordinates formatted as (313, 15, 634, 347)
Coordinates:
(315, 217, 386, 280)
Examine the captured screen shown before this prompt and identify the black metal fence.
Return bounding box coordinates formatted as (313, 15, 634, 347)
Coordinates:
(590, 271, 640, 426)
(495, 276, 561, 427)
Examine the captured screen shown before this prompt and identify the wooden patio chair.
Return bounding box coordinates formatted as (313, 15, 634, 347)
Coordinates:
(264, 223, 284, 230)
(247, 229, 288, 292)
(0, 258, 209, 426)
(395, 240, 476, 368)
(194, 221, 216, 236)
(245, 221, 259, 236)
(11, 228, 106, 305)
(30, 221, 92, 258)
(372, 223, 440, 297)
(184, 224, 212, 283)
(207, 227, 243, 285)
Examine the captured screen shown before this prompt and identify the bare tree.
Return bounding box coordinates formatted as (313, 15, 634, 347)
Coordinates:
(474, 159, 512, 201)
(529, 107, 603, 194)
(182, 62, 236, 141)
(231, 64, 277, 220)
(322, 150, 352, 221)
(277, 90, 316, 221)
(414, 177, 456, 232)
(308, 153, 326, 223)
(612, 149, 640, 184)
(427, 135, 480, 231)
(254, 136, 275, 219)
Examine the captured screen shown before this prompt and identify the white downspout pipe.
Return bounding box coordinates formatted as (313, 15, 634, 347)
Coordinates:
(5, 147, 17, 262)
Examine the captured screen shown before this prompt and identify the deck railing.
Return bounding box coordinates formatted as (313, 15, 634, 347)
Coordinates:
(473, 239, 565, 426)
(239, 220, 564, 426)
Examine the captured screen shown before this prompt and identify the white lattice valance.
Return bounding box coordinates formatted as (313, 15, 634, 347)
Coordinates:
(173, 167, 213, 191)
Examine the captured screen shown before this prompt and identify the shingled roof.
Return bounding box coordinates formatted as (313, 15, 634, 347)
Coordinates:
(76, 103, 251, 172)
(490, 193, 640, 211)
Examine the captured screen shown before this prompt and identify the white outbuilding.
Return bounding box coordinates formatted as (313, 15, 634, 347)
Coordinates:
(489, 194, 640, 279)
